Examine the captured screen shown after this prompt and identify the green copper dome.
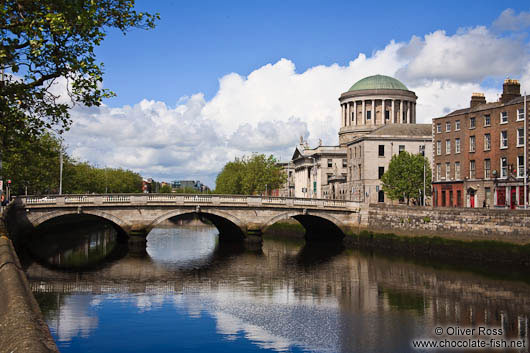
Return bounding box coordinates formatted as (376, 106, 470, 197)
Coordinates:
(349, 75, 408, 91)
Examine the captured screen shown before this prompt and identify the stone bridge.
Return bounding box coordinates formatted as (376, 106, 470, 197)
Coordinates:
(7, 194, 361, 244)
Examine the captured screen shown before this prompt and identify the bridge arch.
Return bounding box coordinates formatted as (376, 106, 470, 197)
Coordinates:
(30, 209, 129, 231)
(262, 211, 346, 241)
(148, 209, 246, 241)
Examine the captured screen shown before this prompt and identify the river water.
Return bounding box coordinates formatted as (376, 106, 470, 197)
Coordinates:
(24, 221, 530, 353)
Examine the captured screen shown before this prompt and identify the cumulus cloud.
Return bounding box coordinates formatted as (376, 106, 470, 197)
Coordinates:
(63, 9, 530, 187)
(492, 8, 530, 32)
(396, 26, 527, 83)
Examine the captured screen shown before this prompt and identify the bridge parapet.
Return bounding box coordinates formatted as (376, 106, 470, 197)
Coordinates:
(18, 194, 361, 211)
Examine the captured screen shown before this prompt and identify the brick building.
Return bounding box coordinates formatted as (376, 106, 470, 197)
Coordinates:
(432, 79, 529, 209)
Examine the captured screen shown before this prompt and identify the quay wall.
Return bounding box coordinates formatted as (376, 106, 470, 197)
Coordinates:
(361, 203, 530, 244)
(0, 234, 58, 353)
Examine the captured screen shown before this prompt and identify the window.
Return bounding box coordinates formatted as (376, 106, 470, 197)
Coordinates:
(455, 162, 461, 180)
(518, 128, 524, 147)
(455, 120, 460, 131)
(500, 111, 508, 124)
(445, 162, 451, 180)
(501, 157, 508, 178)
(484, 114, 491, 126)
(500, 131, 508, 148)
(342, 159, 347, 168)
(327, 159, 332, 167)
(455, 138, 461, 153)
(469, 136, 475, 152)
(484, 159, 491, 179)
(366, 110, 371, 120)
(469, 160, 476, 179)
(484, 133, 491, 151)
(470, 117, 476, 129)
(457, 190, 462, 207)
(445, 139, 451, 154)
(436, 123, 441, 133)
(518, 156, 525, 178)
(436, 141, 441, 155)
(378, 145, 385, 157)
(378, 166, 385, 179)
(436, 163, 441, 181)
(399, 145, 405, 154)
(446, 122, 451, 132)
(518, 108, 525, 121)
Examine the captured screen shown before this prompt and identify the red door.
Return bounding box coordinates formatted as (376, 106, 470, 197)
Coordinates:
(470, 193, 475, 208)
(510, 188, 516, 209)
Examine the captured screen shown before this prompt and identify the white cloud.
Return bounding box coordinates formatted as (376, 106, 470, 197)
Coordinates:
(396, 26, 528, 83)
(492, 8, 530, 32)
(64, 11, 530, 187)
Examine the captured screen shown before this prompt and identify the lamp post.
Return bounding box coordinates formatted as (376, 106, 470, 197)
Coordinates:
(419, 144, 426, 206)
(523, 91, 528, 209)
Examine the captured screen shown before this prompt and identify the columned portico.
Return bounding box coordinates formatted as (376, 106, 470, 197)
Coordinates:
(338, 75, 418, 146)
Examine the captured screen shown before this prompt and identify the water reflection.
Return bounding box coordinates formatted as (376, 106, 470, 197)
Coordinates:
(26, 219, 122, 270)
(25, 224, 530, 353)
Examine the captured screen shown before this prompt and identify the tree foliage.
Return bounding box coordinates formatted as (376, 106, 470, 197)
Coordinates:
(3, 133, 142, 195)
(0, 0, 159, 151)
(381, 151, 432, 205)
(215, 154, 286, 195)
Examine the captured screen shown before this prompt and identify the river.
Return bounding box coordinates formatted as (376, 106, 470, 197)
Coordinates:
(23, 220, 530, 353)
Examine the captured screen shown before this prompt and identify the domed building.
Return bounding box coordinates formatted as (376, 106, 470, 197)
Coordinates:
(289, 74, 432, 204)
(339, 75, 418, 146)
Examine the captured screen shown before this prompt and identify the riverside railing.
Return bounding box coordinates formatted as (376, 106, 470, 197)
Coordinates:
(18, 194, 359, 210)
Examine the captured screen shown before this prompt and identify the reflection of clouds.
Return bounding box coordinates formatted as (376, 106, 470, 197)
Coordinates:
(214, 311, 293, 352)
(179, 287, 340, 353)
(147, 227, 218, 268)
(48, 295, 99, 342)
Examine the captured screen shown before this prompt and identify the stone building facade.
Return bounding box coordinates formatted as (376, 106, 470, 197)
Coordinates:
(432, 79, 529, 209)
(286, 74, 432, 202)
(291, 143, 347, 199)
(345, 124, 432, 204)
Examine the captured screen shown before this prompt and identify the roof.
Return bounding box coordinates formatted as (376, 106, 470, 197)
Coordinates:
(349, 75, 408, 92)
(367, 124, 432, 137)
(439, 94, 530, 119)
(290, 144, 346, 160)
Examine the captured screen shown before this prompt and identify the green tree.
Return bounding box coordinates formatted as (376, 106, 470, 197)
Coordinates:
(215, 154, 286, 195)
(3, 132, 63, 194)
(0, 0, 159, 151)
(215, 158, 245, 194)
(159, 184, 172, 193)
(381, 151, 432, 205)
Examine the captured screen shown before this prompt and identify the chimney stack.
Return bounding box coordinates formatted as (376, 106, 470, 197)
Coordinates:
(470, 92, 486, 109)
(500, 78, 521, 104)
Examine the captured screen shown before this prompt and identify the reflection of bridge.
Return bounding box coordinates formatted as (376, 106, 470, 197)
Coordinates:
(8, 194, 361, 243)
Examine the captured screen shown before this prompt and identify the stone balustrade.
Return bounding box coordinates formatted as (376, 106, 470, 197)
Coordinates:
(17, 194, 360, 211)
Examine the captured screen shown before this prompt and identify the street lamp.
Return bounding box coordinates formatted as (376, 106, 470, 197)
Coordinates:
(419, 144, 426, 206)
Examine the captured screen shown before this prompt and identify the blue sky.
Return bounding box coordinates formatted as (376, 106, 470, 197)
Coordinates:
(62, 2, 530, 186)
(95, 1, 528, 106)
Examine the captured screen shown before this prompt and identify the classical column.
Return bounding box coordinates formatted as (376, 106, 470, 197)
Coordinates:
(371, 99, 375, 125)
(382, 99, 386, 125)
(362, 100, 366, 125)
(399, 100, 403, 124)
(391, 99, 395, 124)
(341, 104, 345, 127)
(345, 102, 349, 126)
(353, 101, 357, 126)
(406, 101, 411, 124)
(412, 102, 416, 123)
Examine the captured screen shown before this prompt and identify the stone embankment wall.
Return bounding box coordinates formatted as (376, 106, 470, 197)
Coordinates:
(362, 204, 530, 244)
(0, 233, 58, 352)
